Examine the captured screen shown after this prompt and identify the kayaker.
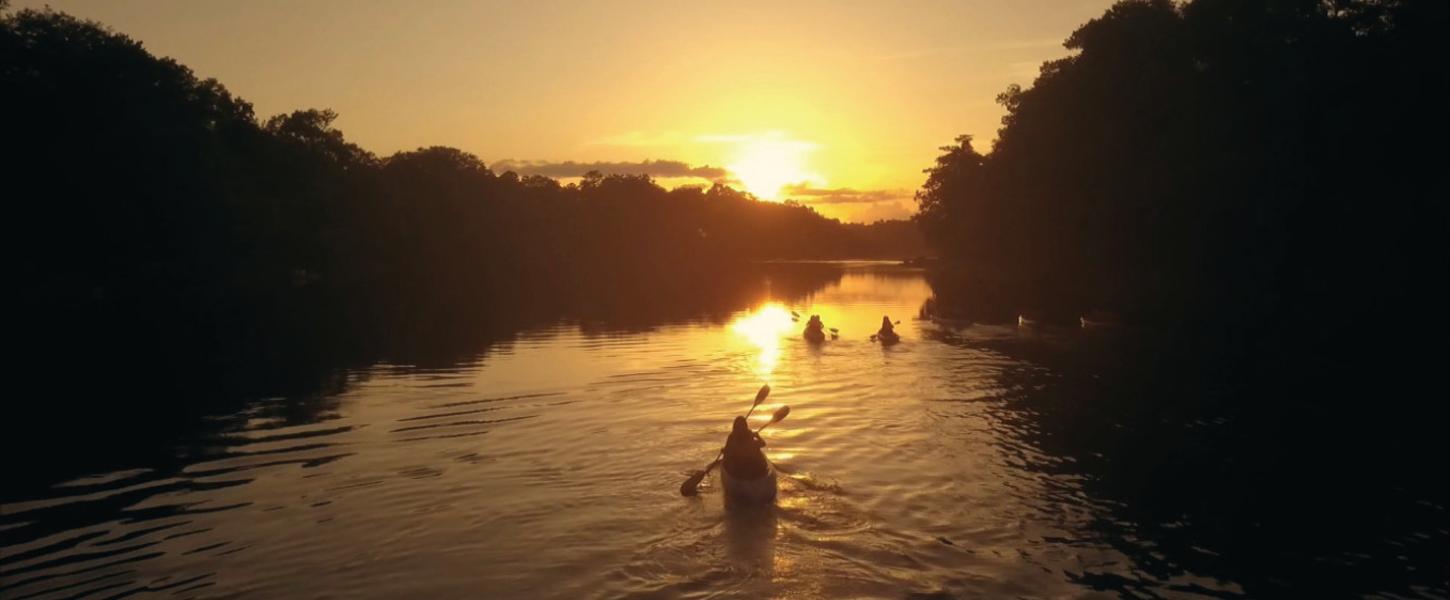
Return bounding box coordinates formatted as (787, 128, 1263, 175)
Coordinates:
(877, 315, 900, 343)
(721, 416, 768, 479)
(878, 316, 895, 337)
(803, 315, 827, 342)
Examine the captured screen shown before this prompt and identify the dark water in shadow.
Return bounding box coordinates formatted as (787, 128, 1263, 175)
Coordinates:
(2, 262, 1445, 599)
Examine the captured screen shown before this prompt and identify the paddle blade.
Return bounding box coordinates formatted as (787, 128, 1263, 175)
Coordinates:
(679, 470, 707, 497)
(771, 405, 791, 423)
(754, 384, 771, 406)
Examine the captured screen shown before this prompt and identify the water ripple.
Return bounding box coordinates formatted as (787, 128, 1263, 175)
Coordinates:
(3, 266, 1437, 599)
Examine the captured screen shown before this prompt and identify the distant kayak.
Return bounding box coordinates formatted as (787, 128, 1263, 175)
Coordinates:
(722, 462, 777, 503)
(874, 315, 900, 344)
(802, 314, 828, 343)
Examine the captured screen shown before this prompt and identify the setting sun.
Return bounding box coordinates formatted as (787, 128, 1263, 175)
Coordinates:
(727, 137, 822, 201)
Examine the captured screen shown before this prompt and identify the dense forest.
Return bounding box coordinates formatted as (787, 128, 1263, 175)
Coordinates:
(910, 5, 1449, 587)
(2, 5, 925, 467)
(3, 6, 919, 306)
(916, 0, 1447, 329)
(915, 0, 1449, 425)
(914, 0, 1449, 549)
(2, 8, 922, 360)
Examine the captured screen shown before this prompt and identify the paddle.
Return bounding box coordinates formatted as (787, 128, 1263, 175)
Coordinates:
(678, 404, 790, 496)
(678, 385, 768, 497)
(680, 400, 790, 497)
(762, 405, 790, 429)
(743, 384, 770, 420)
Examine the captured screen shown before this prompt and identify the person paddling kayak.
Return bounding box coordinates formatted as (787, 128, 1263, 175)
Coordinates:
(722, 416, 768, 480)
(678, 388, 787, 499)
(803, 315, 827, 343)
(876, 315, 900, 343)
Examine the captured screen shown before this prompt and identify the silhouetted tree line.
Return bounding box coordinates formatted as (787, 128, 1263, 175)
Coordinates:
(2, 7, 918, 366)
(1, 5, 925, 464)
(843, 219, 930, 259)
(915, 2, 1449, 565)
(917, 0, 1447, 333)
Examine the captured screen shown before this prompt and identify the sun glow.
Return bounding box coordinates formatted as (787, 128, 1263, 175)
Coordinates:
(725, 137, 822, 201)
(730, 303, 796, 375)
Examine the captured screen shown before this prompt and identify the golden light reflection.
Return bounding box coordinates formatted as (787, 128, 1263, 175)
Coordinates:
(730, 303, 796, 375)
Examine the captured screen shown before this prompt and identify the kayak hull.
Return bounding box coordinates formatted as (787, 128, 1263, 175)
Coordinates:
(803, 329, 826, 343)
(721, 464, 777, 504)
(877, 331, 900, 344)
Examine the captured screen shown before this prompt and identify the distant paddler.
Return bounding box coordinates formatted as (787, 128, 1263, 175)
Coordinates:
(802, 315, 827, 343)
(874, 315, 901, 344)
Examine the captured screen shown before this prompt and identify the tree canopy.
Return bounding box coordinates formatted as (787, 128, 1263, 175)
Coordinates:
(2, 5, 923, 365)
(916, 0, 1447, 328)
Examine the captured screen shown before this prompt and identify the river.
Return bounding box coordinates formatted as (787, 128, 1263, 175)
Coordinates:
(1, 262, 1444, 599)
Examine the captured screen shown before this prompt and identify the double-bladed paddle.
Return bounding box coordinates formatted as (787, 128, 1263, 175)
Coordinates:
(680, 386, 789, 497)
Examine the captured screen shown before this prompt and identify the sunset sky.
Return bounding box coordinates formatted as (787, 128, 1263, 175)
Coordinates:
(20, 0, 1113, 221)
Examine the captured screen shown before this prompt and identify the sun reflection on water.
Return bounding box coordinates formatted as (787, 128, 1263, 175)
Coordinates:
(731, 303, 796, 376)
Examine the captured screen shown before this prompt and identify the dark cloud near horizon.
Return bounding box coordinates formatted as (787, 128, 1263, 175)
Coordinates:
(492, 159, 729, 180)
(782, 184, 910, 205)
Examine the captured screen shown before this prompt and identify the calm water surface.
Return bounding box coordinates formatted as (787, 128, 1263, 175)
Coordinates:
(2, 263, 1442, 599)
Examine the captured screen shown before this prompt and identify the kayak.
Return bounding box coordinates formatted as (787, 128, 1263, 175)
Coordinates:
(877, 330, 900, 344)
(803, 328, 826, 343)
(721, 462, 777, 503)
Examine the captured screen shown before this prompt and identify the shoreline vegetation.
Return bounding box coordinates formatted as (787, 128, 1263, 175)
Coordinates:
(913, 0, 1448, 448)
(13, 0, 1441, 358)
(915, 0, 1446, 328)
(5, 6, 926, 343)
(905, 6, 1448, 591)
(4, 5, 921, 482)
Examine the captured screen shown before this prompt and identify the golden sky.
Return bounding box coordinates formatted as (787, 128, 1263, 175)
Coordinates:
(20, 0, 1112, 221)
